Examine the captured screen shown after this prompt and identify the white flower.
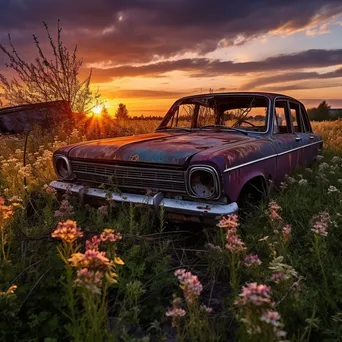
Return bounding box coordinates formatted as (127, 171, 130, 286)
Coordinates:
(298, 179, 308, 186)
(331, 156, 342, 164)
(328, 185, 340, 195)
(316, 155, 324, 161)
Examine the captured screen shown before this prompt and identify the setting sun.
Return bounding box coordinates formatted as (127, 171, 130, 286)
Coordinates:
(92, 105, 103, 116)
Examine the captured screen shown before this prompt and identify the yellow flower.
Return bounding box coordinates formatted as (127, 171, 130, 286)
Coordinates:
(0, 284, 17, 295)
(114, 257, 124, 265)
(51, 220, 83, 244)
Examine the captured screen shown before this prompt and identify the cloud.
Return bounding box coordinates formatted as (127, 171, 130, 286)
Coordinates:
(101, 89, 187, 99)
(88, 50, 342, 82)
(242, 67, 342, 89)
(262, 81, 341, 92)
(0, 0, 341, 66)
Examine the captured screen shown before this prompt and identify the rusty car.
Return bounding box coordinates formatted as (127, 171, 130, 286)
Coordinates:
(49, 92, 323, 222)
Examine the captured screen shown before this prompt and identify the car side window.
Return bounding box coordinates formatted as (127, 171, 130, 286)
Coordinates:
(274, 101, 291, 134)
(300, 104, 312, 133)
(289, 102, 303, 133)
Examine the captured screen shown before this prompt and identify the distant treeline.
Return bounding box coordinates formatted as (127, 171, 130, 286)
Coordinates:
(307, 101, 342, 122)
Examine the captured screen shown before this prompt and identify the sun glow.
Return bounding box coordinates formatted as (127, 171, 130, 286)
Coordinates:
(92, 105, 103, 116)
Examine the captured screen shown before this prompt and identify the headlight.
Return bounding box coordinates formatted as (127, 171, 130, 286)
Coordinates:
(53, 155, 73, 180)
(187, 166, 220, 199)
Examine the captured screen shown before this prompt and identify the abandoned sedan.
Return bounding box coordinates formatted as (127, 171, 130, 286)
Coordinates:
(50, 92, 323, 222)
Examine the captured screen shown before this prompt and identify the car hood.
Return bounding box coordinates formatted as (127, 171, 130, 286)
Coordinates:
(64, 131, 255, 166)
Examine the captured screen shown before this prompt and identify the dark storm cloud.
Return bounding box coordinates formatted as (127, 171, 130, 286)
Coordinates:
(242, 67, 342, 89)
(88, 50, 342, 82)
(0, 0, 342, 66)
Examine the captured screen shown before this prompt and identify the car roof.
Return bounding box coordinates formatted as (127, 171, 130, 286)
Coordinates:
(178, 91, 302, 104)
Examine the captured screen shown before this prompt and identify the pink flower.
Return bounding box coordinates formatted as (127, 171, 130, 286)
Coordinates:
(166, 296, 186, 327)
(267, 201, 282, 222)
(174, 269, 203, 303)
(261, 310, 287, 337)
(166, 307, 186, 318)
(282, 224, 292, 240)
(100, 229, 122, 243)
(225, 228, 247, 253)
(86, 236, 101, 251)
(54, 199, 74, 218)
(217, 214, 240, 229)
(311, 211, 331, 237)
(260, 310, 281, 326)
(244, 254, 262, 267)
(270, 272, 287, 284)
(235, 282, 272, 306)
(74, 268, 104, 294)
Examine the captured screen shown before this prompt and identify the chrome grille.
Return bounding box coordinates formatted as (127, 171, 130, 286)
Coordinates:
(70, 161, 186, 193)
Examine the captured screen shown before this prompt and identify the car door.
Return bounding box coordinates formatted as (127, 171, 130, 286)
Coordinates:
(272, 99, 302, 184)
(299, 103, 323, 164)
(288, 101, 312, 167)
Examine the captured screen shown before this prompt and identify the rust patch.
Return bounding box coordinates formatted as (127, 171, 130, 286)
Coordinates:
(129, 154, 140, 161)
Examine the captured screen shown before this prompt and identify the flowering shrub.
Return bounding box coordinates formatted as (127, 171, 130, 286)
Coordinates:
(235, 282, 286, 340)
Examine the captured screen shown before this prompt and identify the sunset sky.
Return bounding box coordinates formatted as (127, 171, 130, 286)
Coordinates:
(0, 0, 342, 116)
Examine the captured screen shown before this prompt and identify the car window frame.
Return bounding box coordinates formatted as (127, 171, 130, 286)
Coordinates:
(273, 98, 293, 134)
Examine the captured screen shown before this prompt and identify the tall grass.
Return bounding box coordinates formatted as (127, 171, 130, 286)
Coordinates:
(0, 119, 342, 341)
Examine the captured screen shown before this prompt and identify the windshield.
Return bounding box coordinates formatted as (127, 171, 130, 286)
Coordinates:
(158, 95, 269, 132)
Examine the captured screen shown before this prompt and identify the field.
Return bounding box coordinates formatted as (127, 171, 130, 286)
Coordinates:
(1, 119, 342, 341)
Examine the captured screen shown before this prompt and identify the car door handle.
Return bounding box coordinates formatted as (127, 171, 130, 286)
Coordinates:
(295, 137, 302, 141)
(309, 136, 314, 139)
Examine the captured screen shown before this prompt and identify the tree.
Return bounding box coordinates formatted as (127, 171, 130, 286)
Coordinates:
(0, 21, 100, 113)
(115, 103, 129, 120)
(307, 101, 331, 121)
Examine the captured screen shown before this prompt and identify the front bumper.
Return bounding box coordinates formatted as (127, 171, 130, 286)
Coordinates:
(49, 180, 238, 221)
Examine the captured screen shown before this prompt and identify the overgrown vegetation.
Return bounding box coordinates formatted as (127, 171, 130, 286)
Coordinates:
(1, 119, 342, 341)
(0, 21, 99, 112)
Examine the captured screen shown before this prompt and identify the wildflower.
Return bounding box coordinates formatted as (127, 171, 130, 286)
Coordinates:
(225, 230, 247, 253)
(285, 175, 296, 184)
(100, 229, 122, 243)
(0, 284, 17, 295)
(235, 282, 272, 306)
(166, 307, 186, 320)
(270, 272, 287, 284)
(328, 185, 340, 195)
(305, 168, 313, 173)
(318, 162, 329, 172)
(51, 220, 83, 243)
(69, 249, 112, 270)
(166, 297, 186, 327)
(282, 224, 292, 240)
(174, 269, 203, 303)
(86, 236, 101, 250)
(298, 179, 308, 186)
(338, 179, 342, 184)
(200, 304, 213, 313)
(279, 182, 288, 190)
(244, 254, 262, 267)
(311, 211, 331, 237)
(97, 205, 108, 217)
(261, 311, 287, 337)
(331, 156, 342, 163)
(54, 199, 74, 218)
(43, 184, 57, 195)
(217, 214, 239, 229)
(74, 268, 104, 295)
(316, 155, 324, 161)
(267, 201, 282, 222)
